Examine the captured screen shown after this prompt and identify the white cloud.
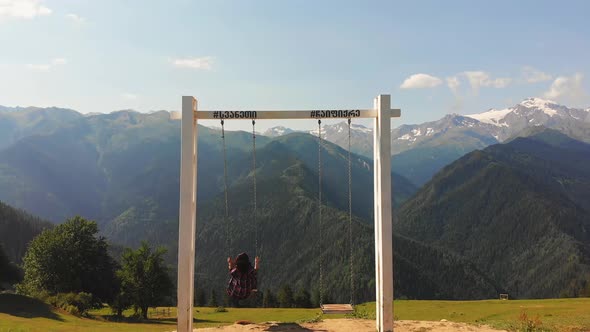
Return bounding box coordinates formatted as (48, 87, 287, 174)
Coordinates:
(26, 58, 67, 71)
(491, 77, 512, 88)
(522, 66, 552, 83)
(52, 58, 67, 65)
(543, 73, 585, 103)
(446, 76, 460, 94)
(400, 73, 442, 89)
(121, 93, 138, 100)
(65, 13, 85, 24)
(446, 76, 463, 111)
(462, 71, 511, 93)
(171, 56, 214, 70)
(0, 0, 51, 19)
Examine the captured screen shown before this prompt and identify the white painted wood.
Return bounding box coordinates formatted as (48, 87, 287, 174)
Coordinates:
(373, 97, 382, 330)
(177, 96, 197, 332)
(177, 94, 399, 332)
(197, 109, 373, 119)
(375, 94, 394, 332)
(195, 109, 400, 120)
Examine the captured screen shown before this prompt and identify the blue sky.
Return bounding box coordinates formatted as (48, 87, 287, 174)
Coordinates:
(1, 0, 589, 130)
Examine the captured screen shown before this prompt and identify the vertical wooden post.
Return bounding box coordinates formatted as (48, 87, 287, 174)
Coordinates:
(373, 97, 382, 330)
(177, 96, 198, 332)
(374, 94, 393, 332)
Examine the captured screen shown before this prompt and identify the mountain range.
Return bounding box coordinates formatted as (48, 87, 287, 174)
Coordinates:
(1, 97, 589, 301)
(0, 107, 416, 224)
(0, 107, 492, 302)
(262, 98, 590, 185)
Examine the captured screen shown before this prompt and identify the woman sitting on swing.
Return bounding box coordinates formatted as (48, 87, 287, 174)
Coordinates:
(226, 252, 260, 302)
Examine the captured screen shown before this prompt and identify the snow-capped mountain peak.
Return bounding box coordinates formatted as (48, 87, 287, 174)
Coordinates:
(519, 97, 556, 108)
(263, 126, 296, 137)
(518, 97, 559, 116)
(350, 123, 372, 133)
(465, 97, 571, 127)
(257, 98, 587, 157)
(464, 108, 512, 127)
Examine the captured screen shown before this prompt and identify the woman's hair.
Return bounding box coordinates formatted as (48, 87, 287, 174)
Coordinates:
(235, 252, 251, 273)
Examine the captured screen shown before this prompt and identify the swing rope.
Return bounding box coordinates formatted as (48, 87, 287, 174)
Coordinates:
(348, 118, 354, 305)
(221, 119, 259, 262)
(219, 117, 352, 308)
(317, 119, 355, 313)
(317, 119, 324, 307)
(252, 120, 258, 258)
(221, 120, 231, 257)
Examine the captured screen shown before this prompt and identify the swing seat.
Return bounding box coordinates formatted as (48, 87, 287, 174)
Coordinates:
(320, 303, 354, 314)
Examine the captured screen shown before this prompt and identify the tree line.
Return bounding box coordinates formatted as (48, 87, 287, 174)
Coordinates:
(12, 216, 173, 318)
(2, 215, 329, 319)
(194, 285, 317, 309)
(0, 200, 52, 263)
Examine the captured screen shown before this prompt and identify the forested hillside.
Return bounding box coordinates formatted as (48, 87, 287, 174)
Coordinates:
(0, 201, 52, 263)
(397, 129, 590, 298)
(102, 136, 492, 303)
(176, 146, 497, 303)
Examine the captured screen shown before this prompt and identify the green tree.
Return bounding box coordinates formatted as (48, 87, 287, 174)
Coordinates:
(108, 277, 130, 318)
(0, 244, 21, 289)
(277, 285, 294, 308)
(194, 288, 206, 307)
(584, 282, 590, 298)
(17, 216, 117, 302)
(294, 288, 312, 308)
(223, 292, 233, 307)
(310, 289, 325, 308)
(117, 242, 173, 319)
(208, 289, 218, 307)
(262, 289, 274, 307)
(0, 201, 52, 263)
(252, 290, 264, 307)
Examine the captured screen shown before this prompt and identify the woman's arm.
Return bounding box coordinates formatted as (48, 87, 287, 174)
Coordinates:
(254, 256, 260, 271)
(227, 257, 234, 271)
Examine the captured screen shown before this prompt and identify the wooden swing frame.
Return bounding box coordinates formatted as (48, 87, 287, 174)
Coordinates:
(177, 95, 400, 332)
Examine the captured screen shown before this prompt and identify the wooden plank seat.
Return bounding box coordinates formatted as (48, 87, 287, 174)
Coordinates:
(320, 303, 354, 314)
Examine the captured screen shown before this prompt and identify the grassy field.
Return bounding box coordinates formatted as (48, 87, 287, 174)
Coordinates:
(1, 294, 589, 332)
(356, 298, 590, 331)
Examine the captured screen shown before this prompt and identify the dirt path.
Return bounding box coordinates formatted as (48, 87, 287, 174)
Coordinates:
(194, 318, 507, 331)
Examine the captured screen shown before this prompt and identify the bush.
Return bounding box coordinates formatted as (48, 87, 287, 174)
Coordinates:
(518, 311, 545, 332)
(65, 305, 80, 316)
(214, 306, 227, 312)
(349, 306, 374, 320)
(45, 292, 94, 316)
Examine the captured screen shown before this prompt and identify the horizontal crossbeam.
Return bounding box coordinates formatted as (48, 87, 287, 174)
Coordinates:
(194, 109, 401, 120)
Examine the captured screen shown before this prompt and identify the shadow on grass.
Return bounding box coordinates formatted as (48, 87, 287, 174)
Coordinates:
(264, 323, 320, 331)
(0, 293, 63, 321)
(99, 314, 217, 325)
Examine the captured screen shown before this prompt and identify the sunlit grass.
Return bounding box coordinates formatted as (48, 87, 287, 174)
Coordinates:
(1, 297, 589, 331)
(355, 298, 590, 331)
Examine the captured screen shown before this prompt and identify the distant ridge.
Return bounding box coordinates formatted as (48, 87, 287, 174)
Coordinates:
(397, 129, 590, 298)
(2, 97, 589, 188)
